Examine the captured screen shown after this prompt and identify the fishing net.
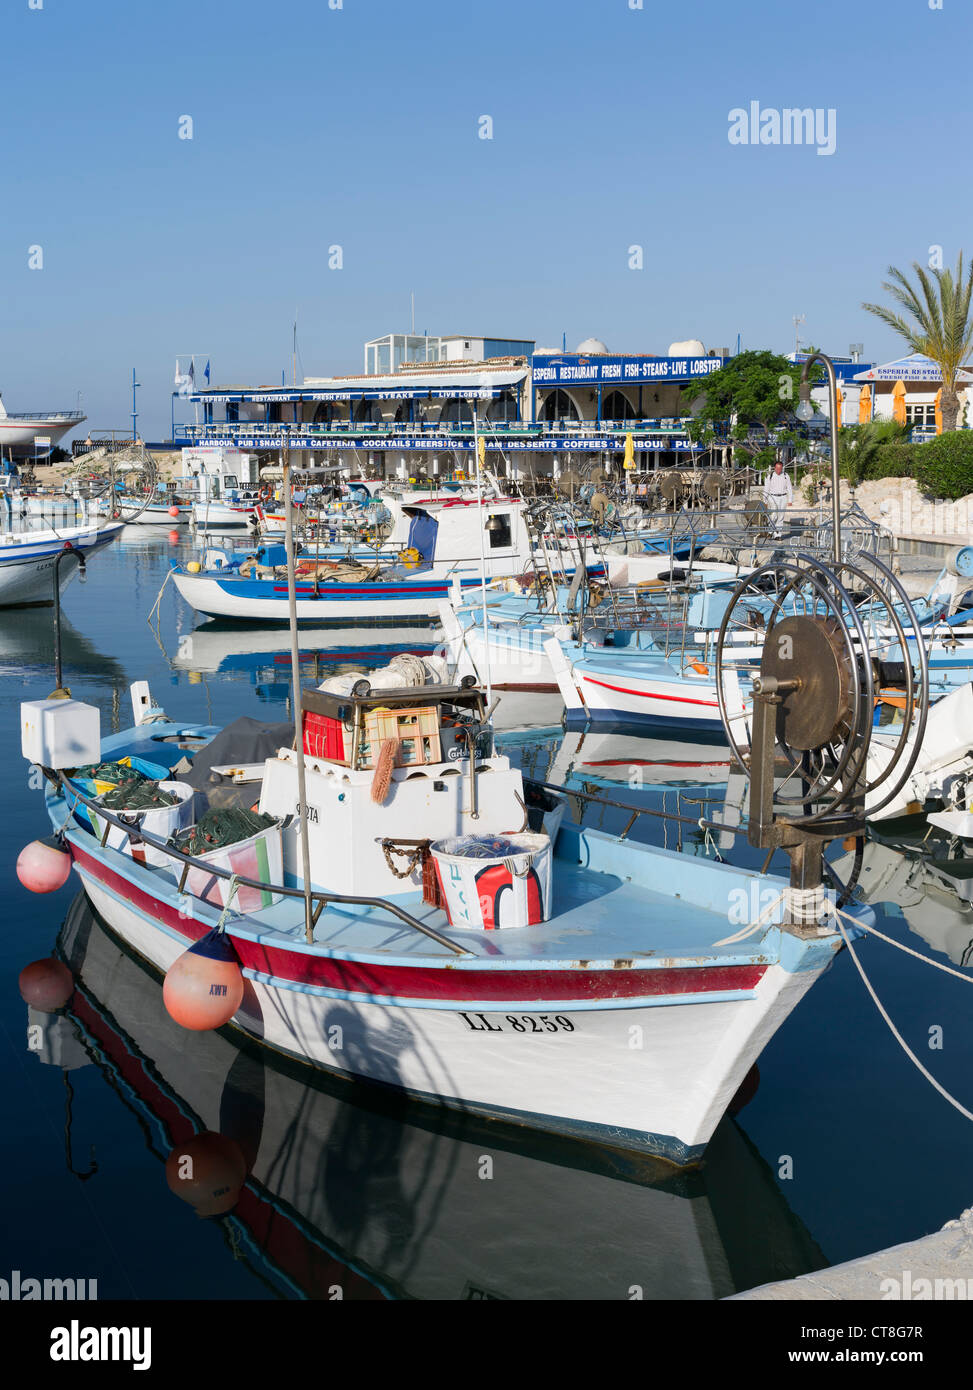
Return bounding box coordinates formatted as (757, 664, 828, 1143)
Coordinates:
(174, 806, 276, 856)
(74, 760, 145, 786)
(99, 781, 179, 811)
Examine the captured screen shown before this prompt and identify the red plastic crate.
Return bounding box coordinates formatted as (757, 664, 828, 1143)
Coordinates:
(303, 711, 347, 762)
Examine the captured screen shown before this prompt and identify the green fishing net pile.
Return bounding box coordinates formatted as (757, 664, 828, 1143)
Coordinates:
(173, 807, 275, 856)
(74, 761, 180, 811)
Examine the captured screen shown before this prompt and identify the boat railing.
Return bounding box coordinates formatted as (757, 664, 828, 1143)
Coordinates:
(54, 772, 471, 957)
(5, 410, 86, 423)
(524, 777, 738, 842)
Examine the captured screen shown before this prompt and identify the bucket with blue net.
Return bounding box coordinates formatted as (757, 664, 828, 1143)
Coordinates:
(429, 832, 552, 930)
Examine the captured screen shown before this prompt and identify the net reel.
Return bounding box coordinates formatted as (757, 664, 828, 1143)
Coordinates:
(701, 471, 727, 507)
(714, 551, 930, 925)
(657, 472, 685, 508)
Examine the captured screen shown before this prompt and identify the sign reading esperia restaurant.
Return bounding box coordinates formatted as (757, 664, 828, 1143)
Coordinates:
(531, 354, 724, 385)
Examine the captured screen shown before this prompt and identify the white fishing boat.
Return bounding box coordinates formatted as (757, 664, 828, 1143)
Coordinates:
(0, 520, 123, 606)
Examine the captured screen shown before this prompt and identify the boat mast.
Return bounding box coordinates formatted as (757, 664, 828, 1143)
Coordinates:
(472, 404, 493, 706)
(283, 440, 314, 943)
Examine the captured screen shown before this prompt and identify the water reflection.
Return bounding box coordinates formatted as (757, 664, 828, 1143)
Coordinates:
(0, 608, 125, 687)
(36, 894, 828, 1301)
(833, 827, 973, 969)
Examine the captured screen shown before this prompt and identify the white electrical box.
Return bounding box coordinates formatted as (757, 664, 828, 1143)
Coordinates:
(21, 699, 102, 770)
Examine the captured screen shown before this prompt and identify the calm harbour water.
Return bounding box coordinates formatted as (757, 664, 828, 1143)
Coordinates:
(2, 526, 972, 1300)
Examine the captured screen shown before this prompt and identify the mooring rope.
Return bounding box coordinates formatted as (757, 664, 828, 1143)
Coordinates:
(833, 911, 973, 1125)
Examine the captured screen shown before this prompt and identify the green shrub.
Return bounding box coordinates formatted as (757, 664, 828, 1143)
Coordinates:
(865, 441, 917, 480)
(913, 431, 973, 500)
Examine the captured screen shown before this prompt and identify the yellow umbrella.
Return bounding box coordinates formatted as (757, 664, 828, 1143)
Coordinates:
(892, 380, 907, 425)
(835, 387, 843, 427)
(622, 433, 635, 470)
(935, 388, 943, 434)
(858, 384, 872, 423)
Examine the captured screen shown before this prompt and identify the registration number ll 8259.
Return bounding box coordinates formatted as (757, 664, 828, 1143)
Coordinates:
(458, 1012, 575, 1033)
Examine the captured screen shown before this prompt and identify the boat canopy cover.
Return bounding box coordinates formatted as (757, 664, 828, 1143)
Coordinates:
(405, 509, 438, 564)
(176, 716, 295, 811)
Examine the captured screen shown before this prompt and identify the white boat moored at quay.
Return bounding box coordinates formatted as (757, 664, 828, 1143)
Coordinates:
(0, 521, 124, 607)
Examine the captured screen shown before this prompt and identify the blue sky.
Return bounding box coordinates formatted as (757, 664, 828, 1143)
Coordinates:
(3, 0, 971, 437)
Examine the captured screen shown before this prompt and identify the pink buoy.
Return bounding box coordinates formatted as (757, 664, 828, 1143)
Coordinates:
(19, 958, 74, 1012)
(168, 505, 181, 519)
(163, 929, 244, 1031)
(16, 837, 72, 894)
(165, 1132, 247, 1218)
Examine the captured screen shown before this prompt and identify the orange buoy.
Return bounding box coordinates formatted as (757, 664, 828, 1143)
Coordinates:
(690, 660, 709, 676)
(168, 530, 180, 544)
(16, 837, 72, 893)
(163, 929, 244, 1031)
(168, 505, 181, 518)
(19, 957, 74, 1012)
(165, 1132, 247, 1218)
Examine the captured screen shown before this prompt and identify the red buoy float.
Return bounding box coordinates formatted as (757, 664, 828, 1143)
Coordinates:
(165, 1131, 247, 1218)
(168, 505, 181, 518)
(163, 929, 244, 1031)
(18, 958, 74, 1012)
(16, 837, 72, 894)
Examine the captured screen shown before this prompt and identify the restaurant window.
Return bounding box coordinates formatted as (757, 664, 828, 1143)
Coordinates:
(906, 404, 936, 428)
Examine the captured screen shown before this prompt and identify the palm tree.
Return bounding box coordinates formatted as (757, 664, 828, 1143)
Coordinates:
(862, 254, 973, 431)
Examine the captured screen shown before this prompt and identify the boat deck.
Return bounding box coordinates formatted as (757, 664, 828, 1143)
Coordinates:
(51, 718, 838, 975)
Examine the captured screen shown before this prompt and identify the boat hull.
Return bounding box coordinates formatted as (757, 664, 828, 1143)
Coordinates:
(172, 569, 500, 622)
(71, 845, 836, 1167)
(0, 523, 123, 606)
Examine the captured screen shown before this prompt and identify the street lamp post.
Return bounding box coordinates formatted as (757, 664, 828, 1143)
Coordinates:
(796, 352, 841, 564)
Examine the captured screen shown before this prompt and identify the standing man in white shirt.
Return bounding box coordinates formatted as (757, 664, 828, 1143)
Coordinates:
(763, 459, 793, 533)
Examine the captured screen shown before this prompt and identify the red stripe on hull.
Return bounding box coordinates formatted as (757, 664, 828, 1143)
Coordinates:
(582, 676, 719, 709)
(71, 844, 767, 1003)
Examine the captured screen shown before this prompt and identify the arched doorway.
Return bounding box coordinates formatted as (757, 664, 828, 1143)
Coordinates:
(540, 390, 580, 423)
(602, 390, 637, 423)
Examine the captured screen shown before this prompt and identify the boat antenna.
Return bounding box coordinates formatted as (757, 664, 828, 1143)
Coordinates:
(283, 440, 314, 943)
(471, 403, 493, 706)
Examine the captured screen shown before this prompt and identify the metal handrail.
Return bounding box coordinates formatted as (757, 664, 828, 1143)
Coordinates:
(524, 777, 742, 841)
(54, 772, 470, 957)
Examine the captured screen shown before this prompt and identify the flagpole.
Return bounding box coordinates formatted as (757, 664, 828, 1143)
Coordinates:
(283, 440, 315, 944)
(472, 404, 493, 707)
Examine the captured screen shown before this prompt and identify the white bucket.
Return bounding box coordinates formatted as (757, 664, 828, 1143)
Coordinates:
(185, 822, 283, 912)
(90, 781, 195, 868)
(430, 832, 552, 930)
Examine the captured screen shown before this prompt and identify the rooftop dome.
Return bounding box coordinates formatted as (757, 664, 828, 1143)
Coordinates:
(668, 339, 706, 357)
(576, 337, 609, 355)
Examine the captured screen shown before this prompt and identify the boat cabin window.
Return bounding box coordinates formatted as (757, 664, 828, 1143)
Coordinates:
(224, 475, 238, 490)
(487, 513, 512, 549)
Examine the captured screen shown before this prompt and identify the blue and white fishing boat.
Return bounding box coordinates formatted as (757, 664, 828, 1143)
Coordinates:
(170, 496, 600, 623)
(0, 520, 123, 607)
